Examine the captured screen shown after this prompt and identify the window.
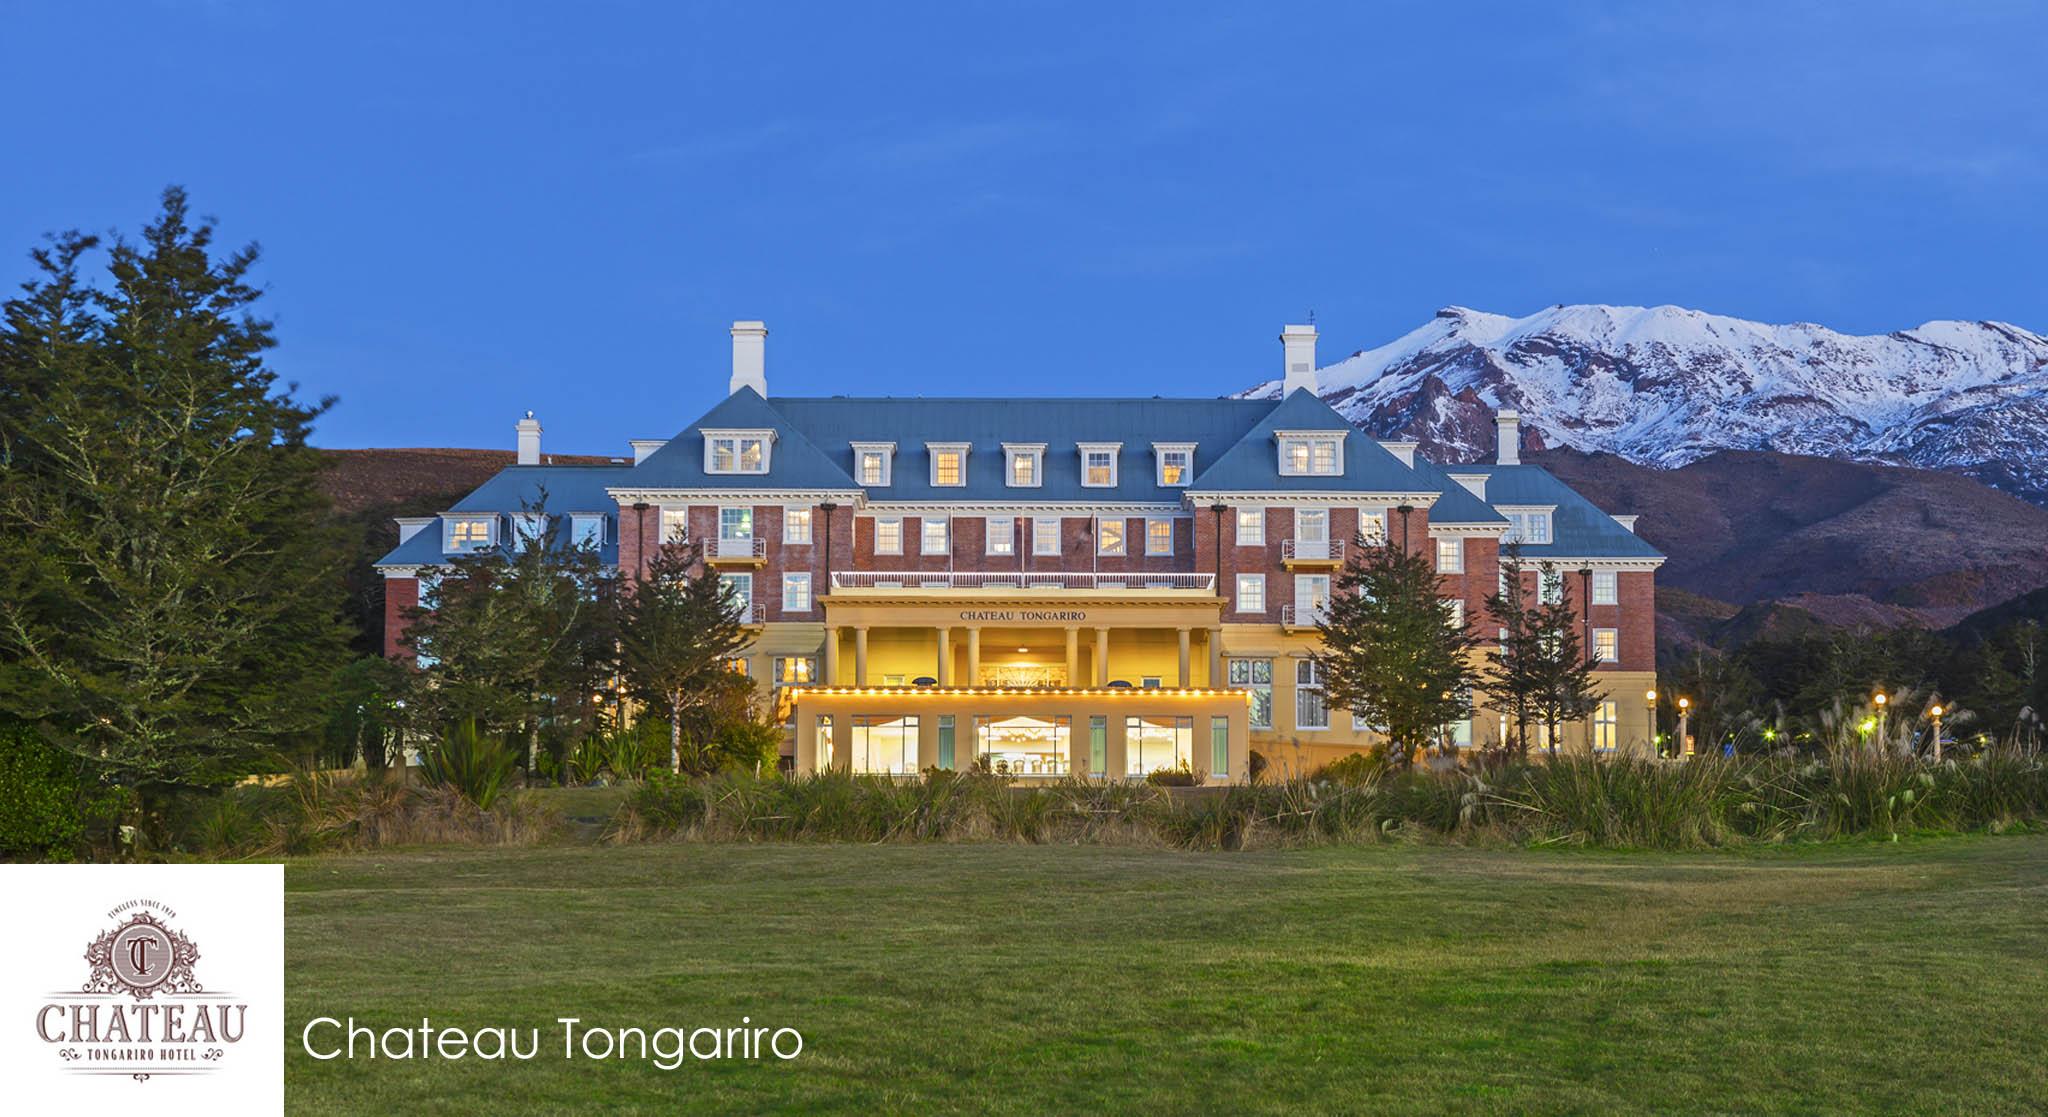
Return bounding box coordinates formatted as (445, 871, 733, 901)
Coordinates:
(874, 516, 903, 554)
(705, 431, 770, 474)
(1447, 599, 1466, 629)
(720, 506, 754, 542)
(1210, 717, 1230, 780)
(445, 517, 494, 552)
(771, 656, 815, 723)
(1141, 676, 1162, 689)
(928, 443, 968, 487)
(1592, 570, 1618, 605)
(1003, 443, 1044, 488)
(851, 715, 920, 775)
(1594, 700, 1618, 751)
(1436, 536, 1464, 573)
(1294, 574, 1331, 627)
(1078, 442, 1120, 487)
(1504, 508, 1553, 545)
(515, 512, 548, 545)
(1154, 443, 1194, 487)
(721, 655, 751, 677)
(1229, 659, 1273, 729)
(1294, 508, 1329, 558)
(985, 516, 1015, 556)
(1279, 434, 1342, 476)
(921, 516, 950, 555)
(1539, 569, 1564, 605)
(415, 571, 442, 612)
(719, 572, 753, 611)
(852, 442, 894, 486)
(1096, 517, 1126, 556)
(1236, 506, 1266, 546)
(1032, 517, 1061, 556)
(659, 509, 690, 545)
(1358, 508, 1387, 544)
(1145, 518, 1173, 555)
(1295, 659, 1328, 730)
(1088, 716, 1107, 777)
(782, 573, 812, 613)
(937, 714, 956, 770)
(1594, 627, 1619, 662)
(1236, 574, 1266, 614)
(976, 714, 1070, 778)
(784, 506, 813, 545)
(571, 513, 604, 548)
(815, 715, 834, 770)
(1126, 715, 1193, 778)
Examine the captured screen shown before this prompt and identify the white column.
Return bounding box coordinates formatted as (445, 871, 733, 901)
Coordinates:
(1209, 627, 1224, 688)
(937, 626, 952, 686)
(1095, 628, 1109, 686)
(1177, 627, 1191, 688)
(854, 626, 869, 687)
(1064, 626, 1079, 687)
(823, 626, 840, 685)
(967, 627, 981, 687)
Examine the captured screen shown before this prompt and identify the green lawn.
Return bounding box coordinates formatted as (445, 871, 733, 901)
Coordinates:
(285, 837, 2048, 1114)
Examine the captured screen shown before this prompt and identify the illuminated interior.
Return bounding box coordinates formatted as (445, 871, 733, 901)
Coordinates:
(1126, 715, 1192, 777)
(974, 714, 1071, 777)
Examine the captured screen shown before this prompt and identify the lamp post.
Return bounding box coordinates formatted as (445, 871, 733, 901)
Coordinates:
(1873, 691, 1888, 749)
(1645, 689, 1659, 758)
(1929, 704, 1944, 763)
(1677, 697, 1692, 758)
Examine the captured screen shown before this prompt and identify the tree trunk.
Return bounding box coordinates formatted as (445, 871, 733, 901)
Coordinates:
(670, 693, 683, 773)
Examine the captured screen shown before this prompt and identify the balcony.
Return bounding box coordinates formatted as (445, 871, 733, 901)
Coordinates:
(706, 537, 768, 566)
(1279, 603, 1328, 632)
(740, 602, 767, 626)
(1281, 538, 1344, 569)
(828, 571, 1216, 597)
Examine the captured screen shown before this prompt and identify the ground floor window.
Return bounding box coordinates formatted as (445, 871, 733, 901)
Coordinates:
(938, 714, 956, 769)
(975, 714, 1070, 777)
(1126, 715, 1192, 778)
(1594, 700, 1618, 751)
(1210, 717, 1230, 779)
(851, 715, 919, 775)
(772, 656, 816, 724)
(1295, 659, 1328, 730)
(1228, 658, 1273, 729)
(1089, 716, 1107, 777)
(815, 715, 834, 769)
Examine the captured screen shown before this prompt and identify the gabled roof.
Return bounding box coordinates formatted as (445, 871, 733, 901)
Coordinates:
(627, 387, 859, 491)
(1458, 464, 1663, 560)
(1404, 455, 1508, 526)
(374, 464, 629, 568)
(1186, 389, 1434, 496)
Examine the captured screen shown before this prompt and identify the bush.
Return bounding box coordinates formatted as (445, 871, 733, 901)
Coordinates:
(419, 721, 520, 810)
(1145, 763, 1199, 787)
(0, 721, 120, 861)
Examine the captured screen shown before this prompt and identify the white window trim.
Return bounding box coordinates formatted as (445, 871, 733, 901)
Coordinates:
(570, 512, 606, 548)
(514, 511, 549, 545)
(657, 508, 690, 546)
(874, 515, 903, 555)
(1144, 516, 1174, 556)
(1436, 536, 1464, 573)
(718, 505, 755, 541)
(1276, 430, 1345, 477)
(1153, 442, 1196, 487)
(443, 515, 498, 553)
(702, 428, 776, 475)
(1235, 573, 1266, 615)
(1095, 516, 1127, 556)
(851, 441, 896, 487)
(1032, 516, 1062, 556)
(1594, 627, 1620, 663)
(1077, 442, 1122, 488)
(782, 505, 814, 546)
(1002, 442, 1046, 489)
(1235, 505, 1266, 547)
(920, 515, 951, 556)
(1293, 507, 1328, 543)
(782, 573, 813, 613)
(1358, 506, 1388, 545)
(926, 442, 970, 488)
(1295, 658, 1329, 730)
(1592, 570, 1619, 606)
(985, 515, 1016, 556)
(1499, 504, 1558, 546)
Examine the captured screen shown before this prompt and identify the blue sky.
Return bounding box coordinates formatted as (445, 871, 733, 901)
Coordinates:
(3, 1, 2043, 452)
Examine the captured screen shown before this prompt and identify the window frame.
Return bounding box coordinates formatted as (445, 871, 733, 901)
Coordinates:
(1435, 536, 1464, 573)
(926, 442, 969, 488)
(874, 515, 903, 555)
(444, 515, 497, 553)
(1235, 506, 1266, 547)
(1077, 442, 1122, 488)
(1592, 570, 1619, 606)
(570, 513, 605, 549)
(719, 506, 754, 542)
(1095, 516, 1126, 556)
(1358, 507, 1387, 545)
(1594, 627, 1619, 663)
(703, 429, 773, 475)
(1002, 443, 1045, 489)
(1235, 573, 1266, 615)
(1153, 442, 1195, 487)
(920, 516, 951, 556)
(1145, 517, 1174, 556)
(1294, 658, 1329, 730)
(782, 572, 813, 614)
(1278, 433, 1344, 477)
(985, 516, 1016, 556)
(1594, 700, 1618, 751)
(1032, 516, 1062, 556)
(783, 506, 813, 545)
(658, 508, 690, 546)
(851, 441, 895, 487)
(1228, 658, 1273, 730)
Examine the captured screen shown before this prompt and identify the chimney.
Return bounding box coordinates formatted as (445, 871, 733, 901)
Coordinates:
(1613, 514, 1639, 534)
(516, 410, 542, 465)
(1495, 409, 1520, 466)
(730, 320, 768, 396)
(629, 439, 667, 465)
(1376, 440, 1418, 467)
(1280, 323, 1318, 395)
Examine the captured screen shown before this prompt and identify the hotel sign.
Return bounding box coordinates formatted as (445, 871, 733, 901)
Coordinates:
(958, 609, 1087, 623)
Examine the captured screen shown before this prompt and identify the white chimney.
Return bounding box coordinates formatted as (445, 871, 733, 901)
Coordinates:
(1495, 409, 1521, 466)
(730, 320, 768, 396)
(1280, 323, 1318, 395)
(1376, 440, 1418, 467)
(1613, 514, 1639, 534)
(516, 410, 542, 465)
(629, 439, 667, 465)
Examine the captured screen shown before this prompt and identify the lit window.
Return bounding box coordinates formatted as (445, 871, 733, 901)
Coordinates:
(1436, 537, 1464, 573)
(1096, 518, 1126, 555)
(853, 443, 894, 486)
(784, 507, 813, 545)
(928, 444, 968, 487)
(1594, 628, 1619, 662)
(659, 509, 690, 545)
(1228, 659, 1273, 729)
(771, 656, 816, 724)
(1279, 435, 1342, 476)
(1594, 700, 1618, 751)
(706, 432, 770, 474)
(446, 517, 493, 551)
(921, 517, 950, 555)
(1079, 443, 1120, 487)
(719, 507, 753, 542)
(875, 516, 902, 555)
(1236, 574, 1265, 614)
(1033, 517, 1061, 556)
(571, 514, 604, 548)
(1592, 570, 1618, 605)
(1295, 659, 1328, 729)
(986, 516, 1015, 556)
(782, 573, 812, 613)
(1358, 508, 1387, 544)
(1004, 444, 1044, 488)
(1146, 518, 1173, 555)
(1125, 715, 1193, 778)
(1236, 507, 1265, 546)
(1294, 574, 1331, 626)
(851, 715, 920, 775)
(1154, 443, 1194, 487)
(721, 655, 750, 677)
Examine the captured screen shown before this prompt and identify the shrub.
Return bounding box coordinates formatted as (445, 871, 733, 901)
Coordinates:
(418, 721, 520, 810)
(1309, 751, 1386, 785)
(0, 721, 121, 861)
(1145, 763, 1199, 787)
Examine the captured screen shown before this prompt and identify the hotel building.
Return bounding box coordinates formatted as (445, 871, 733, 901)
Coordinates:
(375, 321, 1663, 780)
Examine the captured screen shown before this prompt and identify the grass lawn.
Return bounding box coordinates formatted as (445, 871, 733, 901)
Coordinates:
(285, 837, 2048, 1114)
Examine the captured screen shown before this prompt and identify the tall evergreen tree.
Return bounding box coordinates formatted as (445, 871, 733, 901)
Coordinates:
(1481, 543, 1539, 756)
(0, 190, 348, 798)
(1313, 539, 1479, 765)
(616, 541, 751, 773)
(1523, 564, 1604, 754)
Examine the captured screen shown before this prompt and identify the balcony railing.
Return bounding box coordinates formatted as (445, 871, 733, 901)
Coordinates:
(830, 571, 1216, 593)
(1282, 538, 1344, 564)
(710, 537, 768, 560)
(1280, 603, 1329, 629)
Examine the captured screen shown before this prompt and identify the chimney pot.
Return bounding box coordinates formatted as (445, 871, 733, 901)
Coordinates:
(730, 320, 768, 396)
(1495, 409, 1521, 466)
(516, 411, 543, 466)
(1280, 324, 1318, 395)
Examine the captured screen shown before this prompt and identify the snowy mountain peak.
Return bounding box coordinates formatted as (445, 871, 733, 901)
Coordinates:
(1239, 304, 2048, 505)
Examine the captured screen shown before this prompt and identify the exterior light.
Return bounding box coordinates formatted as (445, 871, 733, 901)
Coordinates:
(1929, 705, 1944, 718)
(1873, 692, 1887, 707)
(1645, 689, 1657, 703)
(1677, 697, 1689, 710)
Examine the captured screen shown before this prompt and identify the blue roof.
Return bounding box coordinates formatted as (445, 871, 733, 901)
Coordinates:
(374, 464, 629, 568)
(1459, 464, 1663, 559)
(1405, 456, 1507, 526)
(1187, 389, 1431, 495)
(629, 388, 858, 491)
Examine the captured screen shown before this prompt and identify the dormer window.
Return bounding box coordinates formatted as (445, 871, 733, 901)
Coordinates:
(704, 429, 773, 474)
(1003, 443, 1045, 488)
(927, 442, 969, 487)
(514, 512, 549, 544)
(1078, 442, 1121, 488)
(852, 442, 895, 487)
(444, 515, 495, 553)
(571, 513, 605, 548)
(1278, 432, 1343, 476)
(1501, 507, 1555, 545)
(1154, 443, 1195, 487)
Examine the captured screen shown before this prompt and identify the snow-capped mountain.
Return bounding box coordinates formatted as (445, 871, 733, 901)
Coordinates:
(1239, 304, 2048, 505)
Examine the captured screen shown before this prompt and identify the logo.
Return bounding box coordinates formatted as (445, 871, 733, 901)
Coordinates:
(33, 898, 248, 1083)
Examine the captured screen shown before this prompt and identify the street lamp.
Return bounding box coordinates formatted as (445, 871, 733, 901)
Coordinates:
(1645, 689, 1659, 758)
(1929, 704, 1945, 763)
(1873, 691, 1888, 748)
(1677, 696, 1692, 758)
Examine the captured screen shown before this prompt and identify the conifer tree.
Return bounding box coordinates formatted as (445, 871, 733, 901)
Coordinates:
(1313, 539, 1479, 765)
(616, 541, 751, 773)
(1481, 543, 1539, 756)
(1523, 564, 1604, 754)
